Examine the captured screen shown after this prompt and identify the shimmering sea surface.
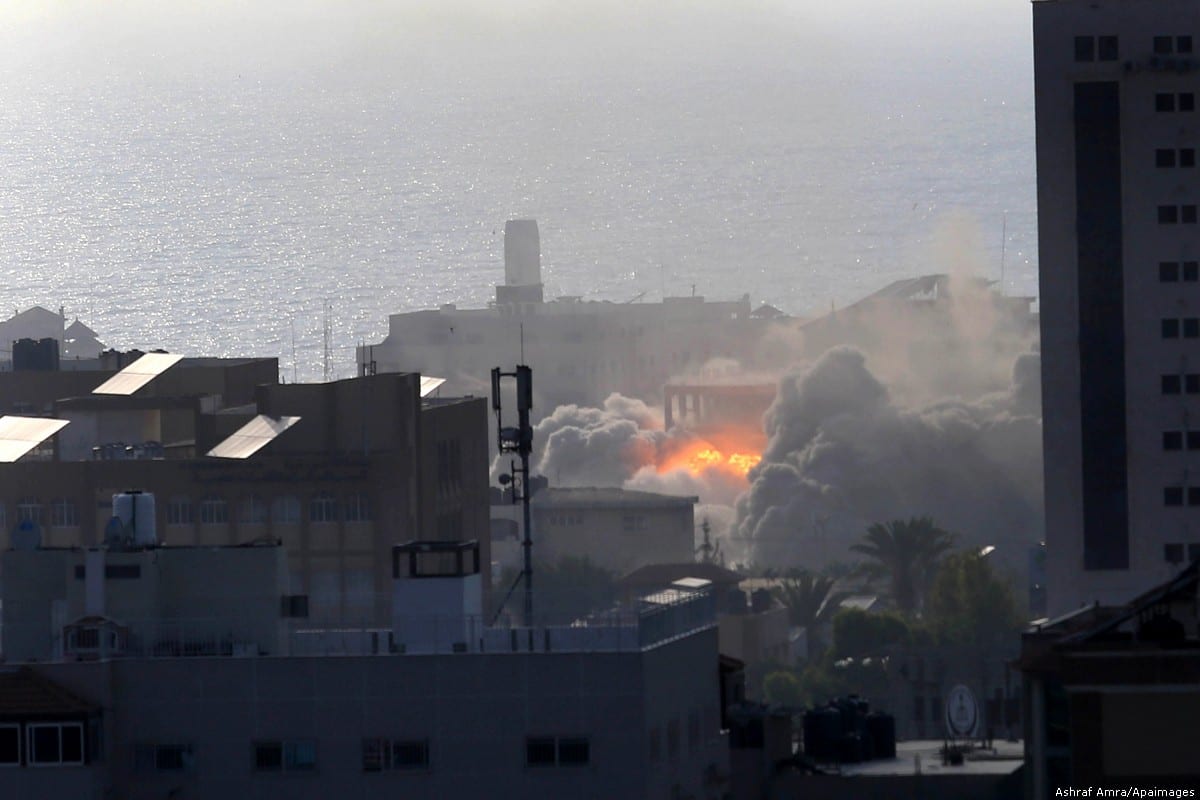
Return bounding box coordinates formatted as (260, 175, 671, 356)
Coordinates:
(0, 2, 1037, 382)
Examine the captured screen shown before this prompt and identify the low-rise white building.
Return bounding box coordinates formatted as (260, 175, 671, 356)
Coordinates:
(0, 538, 730, 799)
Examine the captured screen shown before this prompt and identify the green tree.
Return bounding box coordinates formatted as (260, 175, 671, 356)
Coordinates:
(829, 608, 913, 660)
(763, 670, 805, 707)
(925, 550, 1023, 645)
(773, 572, 847, 655)
(850, 517, 956, 614)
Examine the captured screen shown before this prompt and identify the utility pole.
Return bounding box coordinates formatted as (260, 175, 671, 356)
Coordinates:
(492, 365, 534, 624)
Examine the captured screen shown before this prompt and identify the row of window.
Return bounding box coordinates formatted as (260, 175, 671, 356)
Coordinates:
(1157, 148, 1196, 168)
(1157, 205, 1198, 224)
(1164, 542, 1200, 564)
(1159, 261, 1200, 282)
(1160, 374, 1200, 394)
(1163, 431, 1200, 450)
(0, 499, 79, 529)
(543, 512, 585, 527)
(1161, 318, 1200, 338)
(165, 492, 372, 526)
(0, 722, 85, 767)
(1155, 93, 1196, 113)
(132, 737, 584, 773)
(1074, 34, 1196, 62)
(1074, 35, 1119, 62)
(1163, 486, 1200, 506)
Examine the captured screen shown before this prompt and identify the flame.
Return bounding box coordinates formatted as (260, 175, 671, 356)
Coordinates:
(657, 438, 763, 479)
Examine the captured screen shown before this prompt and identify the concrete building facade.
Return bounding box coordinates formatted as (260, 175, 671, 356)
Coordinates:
(0, 363, 490, 623)
(1035, 0, 1200, 613)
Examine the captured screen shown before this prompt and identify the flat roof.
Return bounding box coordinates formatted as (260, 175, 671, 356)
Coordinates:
(836, 740, 1024, 777)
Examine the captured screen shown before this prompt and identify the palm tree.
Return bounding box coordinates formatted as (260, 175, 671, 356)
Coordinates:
(773, 571, 847, 655)
(850, 517, 955, 615)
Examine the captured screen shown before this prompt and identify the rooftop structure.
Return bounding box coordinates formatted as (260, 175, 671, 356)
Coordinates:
(0, 539, 729, 799)
(358, 220, 792, 410)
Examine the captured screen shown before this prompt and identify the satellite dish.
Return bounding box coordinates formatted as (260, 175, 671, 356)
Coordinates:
(11, 519, 42, 551)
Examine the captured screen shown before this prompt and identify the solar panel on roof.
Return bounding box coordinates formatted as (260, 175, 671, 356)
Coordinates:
(420, 376, 446, 397)
(0, 416, 70, 462)
(206, 415, 301, 459)
(92, 352, 184, 395)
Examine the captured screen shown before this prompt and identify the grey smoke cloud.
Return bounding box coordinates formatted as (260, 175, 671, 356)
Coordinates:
(735, 345, 1043, 573)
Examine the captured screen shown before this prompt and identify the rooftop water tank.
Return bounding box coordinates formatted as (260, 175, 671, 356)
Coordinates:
(112, 491, 156, 547)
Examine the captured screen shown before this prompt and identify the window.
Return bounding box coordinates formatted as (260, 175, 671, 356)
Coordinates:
(344, 492, 372, 522)
(199, 496, 228, 525)
(1163, 374, 1182, 394)
(134, 743, 193, 772)
(1190, 543, 1200, 562)
(1184, 149, 1197, 168)
(1158, 93, 1177, 112)
(166, 496, 193, 525)
(1187, 487, 1200, 506)
(1186, 262, 1200, 282)
(1155, 35, 1173, 54)
(1184, 93, 1197, 112)
(1159, 205, 1179, 224)
(1098, 35, 1118, 60)
(1074, 35, 1095, 62)
(1163, 319, 1180, 338)
(28, 722, 84, 766)
(0, 724, 18, 766)
(309, 492, 338, 523)
(1186, 319, 1200, 338)
(1157, 92, 1195, 112)
(622, 514, 647, 532)
(1164, 431, 1184, 450)
(240, 495, 267, 524)
(253, 740, 315, 772)
(1185, 206, 1198, 224)
(1186, 374, 1200, 394)
(280, 595, 309, 618)
(1180, 36, 1194, 54)
(272, 495, 300, 524)
(1158, 148, 1177, 168)
(1161, 261, 1180, 282)
(1188, 431, 1200, 450)
(525, 737, 556, 766)
(362, 738, 429, 771)
(50, 498, 78, 528)
(16, 498, 44, 525)
(525, 736, 589, 767)
(1165, 487, 1184, 506)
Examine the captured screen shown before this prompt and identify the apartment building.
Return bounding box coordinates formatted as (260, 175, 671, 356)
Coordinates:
(0, 360, 489, 623)
(0, 539, 730, 800)
(1035, 0, 1200, 613)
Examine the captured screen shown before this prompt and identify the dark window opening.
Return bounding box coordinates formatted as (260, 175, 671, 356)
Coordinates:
(1186, 374, 1199, 394)
(1184, 205, 1198, 224)
(1159, 205, 1179, 224)
(1185, 262, 1200, 281)
(1075, 36, 1095, 62)
(1155, 35, 1174, 54)
(1161, 261, 1180, 282)
(558, 738, 590, 765)
(1165, 543, 1185, 563)
(1165, 487, 1184, 506)
(1182, 93, 1196, 112)
(1158, 149, 1177, 167)
(1098, 36, 1119, 60)
(1164, 431, 1183, 450)
(1163, 319, 1180, 338)
(526, 737, 556, 766)
(1185, 319, 1199, 338)
(1188, 488, 1200, 506)
(1158, 93, 1177, 112)
(1183, 149, 1197, 168)
(1163, 374, 1182, 394)
(1179, 36, 1194, 54)
(1188, 431, 1200, 450)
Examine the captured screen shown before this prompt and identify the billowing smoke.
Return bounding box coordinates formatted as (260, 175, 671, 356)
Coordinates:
(735, 345, 1042, 573)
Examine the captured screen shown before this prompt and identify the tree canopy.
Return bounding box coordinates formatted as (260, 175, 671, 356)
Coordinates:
(850, 517, 955, 614)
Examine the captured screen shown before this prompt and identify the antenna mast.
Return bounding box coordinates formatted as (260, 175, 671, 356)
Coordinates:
(491, 364, 535, 624)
